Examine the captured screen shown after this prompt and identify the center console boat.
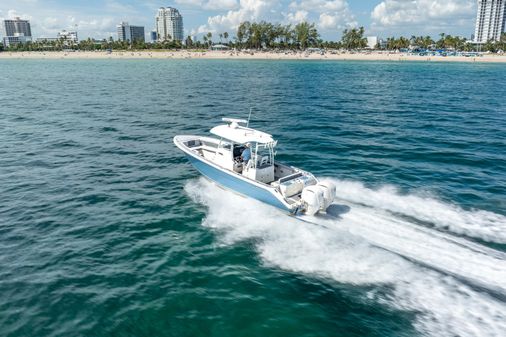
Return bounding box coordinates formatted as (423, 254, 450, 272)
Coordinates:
(174, 118, 336, 215)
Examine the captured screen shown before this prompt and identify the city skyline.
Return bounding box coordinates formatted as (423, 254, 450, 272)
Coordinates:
(0, 1, 484, 41)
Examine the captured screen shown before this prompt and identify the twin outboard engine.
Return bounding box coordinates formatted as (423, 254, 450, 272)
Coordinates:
(301, 186, 324, 216)
(317, 182, 336, 210)
(300, 181, 336, 215)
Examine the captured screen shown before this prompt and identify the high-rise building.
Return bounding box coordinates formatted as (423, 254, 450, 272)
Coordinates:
(3, 17, 32, 38)
(117, 22, 145, 42)
(155, 7, 183, 42)
(3, 35, 30, 47)
(366, 36, 376, 49)
(474, 0, 506, 43)
(2, 17, 32, 47)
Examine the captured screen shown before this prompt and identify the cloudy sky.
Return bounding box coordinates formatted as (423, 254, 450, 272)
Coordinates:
(0, 0, 478, 41)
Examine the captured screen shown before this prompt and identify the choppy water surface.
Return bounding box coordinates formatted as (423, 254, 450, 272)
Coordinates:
(1, 59, 505, 337)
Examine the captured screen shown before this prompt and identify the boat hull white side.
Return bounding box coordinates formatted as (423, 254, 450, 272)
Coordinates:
(174, 136, 293, 213)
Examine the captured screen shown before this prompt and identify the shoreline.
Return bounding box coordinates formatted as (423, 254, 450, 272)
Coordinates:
(1, 50, 506, 63)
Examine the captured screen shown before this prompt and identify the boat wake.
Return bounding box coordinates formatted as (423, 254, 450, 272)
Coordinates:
(327, 179, 506, 244)
(185, 178, 506, 337)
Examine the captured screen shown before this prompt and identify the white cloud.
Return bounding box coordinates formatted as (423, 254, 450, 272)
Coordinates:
(175, 0, 205, 7)
(192, 24, 208, 35)
(175, 0, 239, 11)
(42, 17, 59, 29)
(287, 0, 356, 31)
(285, 10, 308, 24)
(319, 12, 337, 29)
(371, 0, 475, 27)
(195, 0, 278, 34)
(289, 0, 347, 12)
(205, 0, 238, 10)
(4, 9, 32, 20)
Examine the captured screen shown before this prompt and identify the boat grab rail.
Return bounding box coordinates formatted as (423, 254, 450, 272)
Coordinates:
(278, 172, 303, 184)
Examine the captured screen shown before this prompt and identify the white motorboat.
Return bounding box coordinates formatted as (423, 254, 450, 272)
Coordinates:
(174, 118, 336, 215)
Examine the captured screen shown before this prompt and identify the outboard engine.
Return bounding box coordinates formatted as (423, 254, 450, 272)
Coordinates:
(301, 185, 324, 216)
(317, 182, 336, 211)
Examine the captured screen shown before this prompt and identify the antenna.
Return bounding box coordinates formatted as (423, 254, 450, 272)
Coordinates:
(247, 107, 253, 127)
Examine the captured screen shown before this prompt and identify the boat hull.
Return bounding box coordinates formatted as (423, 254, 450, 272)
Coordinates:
(174, 135, 292, 212)
(185, 153, 291, 212)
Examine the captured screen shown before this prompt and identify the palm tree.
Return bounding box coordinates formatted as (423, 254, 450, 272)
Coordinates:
(207, 32, 212, 46)
(237, 21, 251, 48)
(283, 24, 293, 48)
(250, 22, 262, 49)
(185, 35, 193, 48)
(294, 22, 319, 49)
(463, 41, 474, 52)
(437, 33, 446, 49)
(341, 27, 367, 50)
(498, 32, 506, 52)
(398, 36, 410, 49)
(484, 39, 496, 53)
(223, 32, 229, 44)
(423, 36, 434, 49)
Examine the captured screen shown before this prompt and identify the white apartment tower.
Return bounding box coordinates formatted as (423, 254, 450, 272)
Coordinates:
(474, 0, 506, 43)
(155, 7, 184, 42)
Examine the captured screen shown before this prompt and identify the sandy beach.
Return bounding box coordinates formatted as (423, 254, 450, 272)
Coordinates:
(1, 50, 505, 63)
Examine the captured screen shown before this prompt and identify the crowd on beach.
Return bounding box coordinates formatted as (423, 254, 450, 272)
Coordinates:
(1, 48, 505, 63)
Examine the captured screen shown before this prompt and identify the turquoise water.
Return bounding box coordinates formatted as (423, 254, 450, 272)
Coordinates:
(1, 59, 505, 337)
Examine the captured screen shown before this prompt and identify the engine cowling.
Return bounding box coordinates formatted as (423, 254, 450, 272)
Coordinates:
(301, 185, 324, 215)
(317, 182, 336, 211)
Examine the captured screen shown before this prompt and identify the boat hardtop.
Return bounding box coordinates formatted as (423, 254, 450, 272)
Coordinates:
(210, 118, 275, 144)
(174, 118, 336, 215)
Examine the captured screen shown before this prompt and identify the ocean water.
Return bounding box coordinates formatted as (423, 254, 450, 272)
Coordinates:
(0, 59, 505, 337)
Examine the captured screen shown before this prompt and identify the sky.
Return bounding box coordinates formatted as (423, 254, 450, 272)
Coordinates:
(0, 0, 478, 41)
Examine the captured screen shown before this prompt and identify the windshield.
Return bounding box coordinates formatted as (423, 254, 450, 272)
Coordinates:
(254, 142, 275, 168)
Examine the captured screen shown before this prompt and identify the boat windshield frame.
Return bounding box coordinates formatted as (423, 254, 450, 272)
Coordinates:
(250, 141, 276, 169)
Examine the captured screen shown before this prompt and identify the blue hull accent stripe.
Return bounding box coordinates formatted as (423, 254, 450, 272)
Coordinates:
(186, 154, 290, 211)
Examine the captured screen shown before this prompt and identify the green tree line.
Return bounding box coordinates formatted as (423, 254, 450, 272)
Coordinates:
(2, 23, 506, 53)
(383, 33, 506, 51)
(0, 36, 185, 52)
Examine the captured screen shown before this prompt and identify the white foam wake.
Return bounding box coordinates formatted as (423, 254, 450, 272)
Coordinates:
(329, 179, 506, 244)
(185, 178, 506, 337)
